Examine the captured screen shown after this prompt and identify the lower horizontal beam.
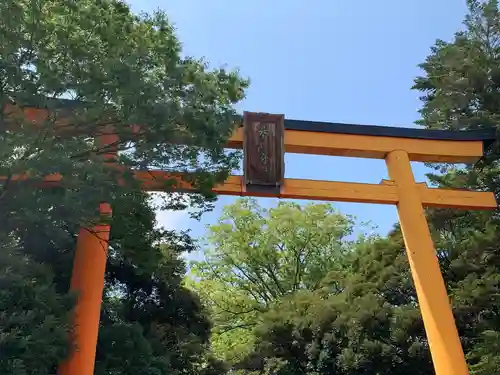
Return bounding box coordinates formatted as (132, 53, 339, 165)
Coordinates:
(3, 172, 497, 210)
(135, 172, 497, 210)
(421, 187, 497, 210)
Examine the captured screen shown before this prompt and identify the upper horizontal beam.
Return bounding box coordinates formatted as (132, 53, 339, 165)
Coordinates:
(4, 99, 496, 163)
(228, 127, 489, 164)
(5, 96, 496, 143)
(283, 119, 496, 145)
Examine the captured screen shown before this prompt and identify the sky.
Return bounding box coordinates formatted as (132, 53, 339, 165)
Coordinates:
(126, 0, 469, 246)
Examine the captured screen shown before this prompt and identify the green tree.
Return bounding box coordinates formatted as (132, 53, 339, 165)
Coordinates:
(95, 192, 215, 375)
(242, 231, 433, 375)
(2, 189, 225, 375)
(1, 0, 248, 238)
(0, 250, 74, 375)
(189, 198, 359, 365)
(0, 0, 248, 373)
(412, 0, 500, 373)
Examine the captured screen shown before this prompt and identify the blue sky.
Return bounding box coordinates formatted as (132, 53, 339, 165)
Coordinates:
(127, 0, 469, 241)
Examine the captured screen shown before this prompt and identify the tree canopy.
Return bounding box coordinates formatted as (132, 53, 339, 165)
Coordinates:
(1, 0, 249, 238)
(0, 1, 247, 374)
(189, 198, 370, 366)
(412, 1, 500, 373)
(191, 201, 432, 375)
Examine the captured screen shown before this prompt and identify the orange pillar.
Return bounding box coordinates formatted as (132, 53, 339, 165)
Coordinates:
(59, 129, 118, 375)
(58, 203, 111, 375)
(385, 150, 468, 375)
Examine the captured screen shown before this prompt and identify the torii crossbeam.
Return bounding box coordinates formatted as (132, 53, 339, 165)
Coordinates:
(3, 106, 498, 375)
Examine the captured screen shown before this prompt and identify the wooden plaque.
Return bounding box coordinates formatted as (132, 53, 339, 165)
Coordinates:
(243, 112, 285, 194)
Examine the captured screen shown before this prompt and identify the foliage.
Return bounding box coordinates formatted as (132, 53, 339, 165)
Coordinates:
(236, 233, 433, 375)
(0, 250, 74, 375)
(1, 187, 224, 374)
(0, 0, 248, 374)
(468, 330, 500, 374)
(95, 192, 214, 375)
(412, 1, 500, 373)
(0, 0, 248, 238)
(189, 198, 360, 365)
(414, 0, 500, 134)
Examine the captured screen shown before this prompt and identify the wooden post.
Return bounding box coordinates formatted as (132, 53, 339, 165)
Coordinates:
(385, 150, 469, 375)
(59, 128, 118, 375)
(58, 204, 111, 375)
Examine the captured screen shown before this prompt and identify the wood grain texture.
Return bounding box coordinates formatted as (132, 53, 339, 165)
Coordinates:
(243, 112, 284, 189)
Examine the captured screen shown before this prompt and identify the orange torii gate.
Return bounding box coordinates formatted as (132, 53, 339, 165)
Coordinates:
(5, 108, 499, 375)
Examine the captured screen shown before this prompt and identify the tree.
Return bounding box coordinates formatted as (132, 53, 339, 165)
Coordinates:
(414, 0, 500, 135)
(95, 192, 215, 375)
(1, 0, 248, 239)
(0, 250, 74, 375)
(189, 198, 359, 365)
(2, 189, 224, 375)
(0, 0, 248, 373)
(243, 231, 434, 375)
(413, 1, 500, 373)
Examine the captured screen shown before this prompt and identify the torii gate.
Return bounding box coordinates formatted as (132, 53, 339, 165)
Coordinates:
(4, 108, 498, 375)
